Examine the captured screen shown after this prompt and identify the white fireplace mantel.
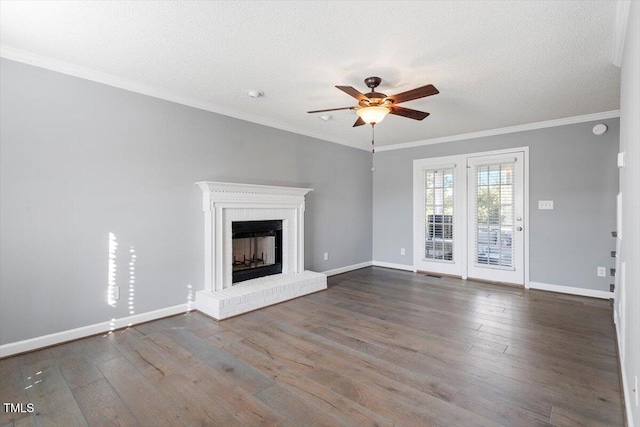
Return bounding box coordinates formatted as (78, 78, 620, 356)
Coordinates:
(195, 181, 326, 319)
(198, 181, 313, 210)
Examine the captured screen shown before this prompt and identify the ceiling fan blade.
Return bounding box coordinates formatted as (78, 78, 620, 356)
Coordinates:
(389, 106, 430, 121)
(353, 117, 366, 127)
(388, 84, 439, 104)
(336, 86, 367, 101)
(307, 106, 354, 113)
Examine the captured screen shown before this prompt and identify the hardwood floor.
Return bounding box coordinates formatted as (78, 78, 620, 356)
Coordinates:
(1, 267, 624, 426)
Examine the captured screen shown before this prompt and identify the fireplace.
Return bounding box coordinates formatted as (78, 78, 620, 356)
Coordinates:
(232, 220, 282, 283)
(195, 181, 327, 320)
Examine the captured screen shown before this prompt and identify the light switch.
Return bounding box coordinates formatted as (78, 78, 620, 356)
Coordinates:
(538, 200, 554, 210)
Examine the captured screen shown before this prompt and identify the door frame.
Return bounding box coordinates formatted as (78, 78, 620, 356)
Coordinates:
(412, 146, 530, 288)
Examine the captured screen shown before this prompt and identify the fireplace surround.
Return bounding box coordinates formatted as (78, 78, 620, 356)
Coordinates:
(195, 181, 327, 319)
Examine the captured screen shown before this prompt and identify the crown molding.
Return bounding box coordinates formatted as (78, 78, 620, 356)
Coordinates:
(0, 46, 621, 154)
(376, 110, 621, 152)
(0, 45, 362, 150)
(612, 0, 631, 67)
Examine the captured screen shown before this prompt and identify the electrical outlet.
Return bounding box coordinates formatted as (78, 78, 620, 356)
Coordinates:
(597, 267, 606, 277)
(400, 248, 406, 256)
(538, 200, 554, 210)
(323, 252, 329, 261)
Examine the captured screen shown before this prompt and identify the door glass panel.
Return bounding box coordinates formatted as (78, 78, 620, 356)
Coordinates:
(424, 168, 454, 262)
(475, 162, 514, 267)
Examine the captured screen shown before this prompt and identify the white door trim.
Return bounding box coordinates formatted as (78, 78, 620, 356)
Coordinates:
(412, 147, 529, 287)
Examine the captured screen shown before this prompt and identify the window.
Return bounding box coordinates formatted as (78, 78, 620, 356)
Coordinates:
(474, 163, 514, 268)
(424, 169, 454, 262)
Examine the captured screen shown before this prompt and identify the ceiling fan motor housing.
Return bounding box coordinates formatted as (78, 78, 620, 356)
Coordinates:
(364, 76, 382, 89)
(362, 77, 388, 104)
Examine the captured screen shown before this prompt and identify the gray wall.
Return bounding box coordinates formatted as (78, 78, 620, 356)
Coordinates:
(373, 119, 619, 291)
(617, 2, 639, 425)
(0, 59, 372, 345)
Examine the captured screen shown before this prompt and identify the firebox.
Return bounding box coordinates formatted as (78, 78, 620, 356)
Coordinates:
(232, 220, 283, 283)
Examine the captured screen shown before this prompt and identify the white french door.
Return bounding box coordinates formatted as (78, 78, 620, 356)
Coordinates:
(413, 149, 527, 286)
(413, 159, 465, 276)
(467, 153, 525, 285)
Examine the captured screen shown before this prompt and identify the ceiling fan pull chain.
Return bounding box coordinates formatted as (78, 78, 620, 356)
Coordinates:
(371, 124, 376, 172)
(371, 124, 375, 154)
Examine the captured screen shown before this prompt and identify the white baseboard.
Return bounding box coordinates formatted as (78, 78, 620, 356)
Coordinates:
(372, 261, 415, 272)
(528, 282, 613, 300)
(616, 322, 635, 427)
(322, 261, 372, 277)
(0, 304, 189, 358)
(1, 279, 614, 359)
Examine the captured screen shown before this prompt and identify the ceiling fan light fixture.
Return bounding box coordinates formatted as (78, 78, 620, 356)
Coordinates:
(356, 106, 390, 125)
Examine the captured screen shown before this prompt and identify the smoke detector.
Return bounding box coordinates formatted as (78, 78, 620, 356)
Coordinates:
(592, 123, 608, 135)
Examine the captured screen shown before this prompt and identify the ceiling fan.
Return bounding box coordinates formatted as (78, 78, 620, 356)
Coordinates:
(308, 76, 439, 127)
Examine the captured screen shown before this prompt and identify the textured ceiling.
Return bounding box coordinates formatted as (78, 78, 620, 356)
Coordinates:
(0, 1, 621, 150)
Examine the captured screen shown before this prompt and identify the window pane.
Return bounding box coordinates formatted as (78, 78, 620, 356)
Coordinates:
(475, 161, 515, 268)
(444, 171, 454, 188)
(424, 168, 455, 262)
